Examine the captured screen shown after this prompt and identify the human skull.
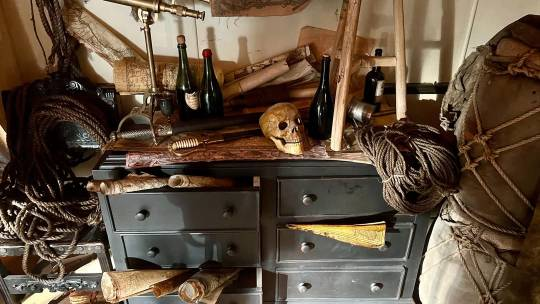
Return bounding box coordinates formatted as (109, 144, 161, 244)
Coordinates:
(259, 103, 305, 155)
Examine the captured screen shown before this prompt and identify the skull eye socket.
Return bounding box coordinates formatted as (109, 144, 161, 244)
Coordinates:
(278, 121, 288, 130)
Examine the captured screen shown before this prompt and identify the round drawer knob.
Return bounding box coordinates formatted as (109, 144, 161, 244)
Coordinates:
(226, 245, 237, 257)
(134, 210, 149, 221)
(300, 242, 315, 253)
(378, 241, 391, 252)
(370, 282, 383, 293)
(302, 194, 317, 206)
(297, 282, 311, 293)
(222, 207, 235, 219)
(146, 247, 159, 258)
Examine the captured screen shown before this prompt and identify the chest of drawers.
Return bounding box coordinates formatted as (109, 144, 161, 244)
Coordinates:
(94, 157, 432, 303)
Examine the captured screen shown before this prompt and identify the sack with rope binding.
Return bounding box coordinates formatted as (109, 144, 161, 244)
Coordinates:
(419, 15, 540, 303)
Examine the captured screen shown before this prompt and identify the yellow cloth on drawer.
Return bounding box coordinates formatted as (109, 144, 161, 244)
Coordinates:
(286, 222, 386, 248)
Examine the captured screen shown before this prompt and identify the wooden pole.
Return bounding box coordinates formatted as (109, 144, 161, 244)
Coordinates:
(394, 0, 408, 120)
(330, 0, 349, 92)
(330, 0, 362, 151)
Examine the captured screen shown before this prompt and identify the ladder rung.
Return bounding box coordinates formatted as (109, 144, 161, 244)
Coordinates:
(350, 56, 397, 73)
(360, 56, 397, 67)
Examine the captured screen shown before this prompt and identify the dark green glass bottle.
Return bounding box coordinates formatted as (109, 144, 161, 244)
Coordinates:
(308, 54, 334, 140)
(363, 48, 385, 108)
(176, 35, 201, 120)
(199, 49, 224, 118)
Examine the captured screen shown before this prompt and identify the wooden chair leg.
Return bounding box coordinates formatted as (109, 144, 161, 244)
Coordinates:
(330, 0, 349, 92)
(394, 0, 407, 120)
(330, 0, 362, 151)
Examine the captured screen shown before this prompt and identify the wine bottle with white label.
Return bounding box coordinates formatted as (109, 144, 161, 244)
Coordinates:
(362, 48, 385, 109)
(176, 35, 201, 120)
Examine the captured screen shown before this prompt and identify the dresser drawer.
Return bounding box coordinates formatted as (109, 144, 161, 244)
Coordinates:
(277, 177, 393, 217)
(277, 268, 405, 300)
(107, 190, 259, 232)
(127, 293, 262, 304)
(123, 232, 259, 268)
(277, 223, 414, 263)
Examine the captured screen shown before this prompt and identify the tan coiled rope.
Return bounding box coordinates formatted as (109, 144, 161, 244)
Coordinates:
(356, 121, 460, 214)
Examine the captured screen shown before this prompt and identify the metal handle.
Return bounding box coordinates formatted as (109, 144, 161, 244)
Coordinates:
(302, 194, 317, 206)
(135, 210, 149, 221)
(297, 282, 311, 293)
(147, 247, 159, 258)
(226, 245, 237, 257)
(370, 282, 383, 293)
(300, 242, 315, 253)
(222, 207, 235, 219)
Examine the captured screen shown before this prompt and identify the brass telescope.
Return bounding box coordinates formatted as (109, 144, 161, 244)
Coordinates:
(104, 0, 205, 19)
(104, 0, 205, 144)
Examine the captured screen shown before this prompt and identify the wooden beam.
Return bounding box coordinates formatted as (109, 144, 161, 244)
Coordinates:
(330, 0, 362, 151)
(330, 0, 349, 92)
(394, 0, 407, 120)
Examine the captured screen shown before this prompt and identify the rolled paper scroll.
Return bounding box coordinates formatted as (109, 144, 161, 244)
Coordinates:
(151, 271, 196, 298)
(87, 176, 169, 195)
(63, 0, 144, 65)
(168, 175, 235, 188)
(101, 270, 191, 303)
(209, 0, 311, 17)
(113, 58, 224, 94)
(222, 61, 290, 100)
(224, 45, 314, 83)
(178, 268, 240, 303)
(69, 291, 98, 304)
(287, 222, 387, 248)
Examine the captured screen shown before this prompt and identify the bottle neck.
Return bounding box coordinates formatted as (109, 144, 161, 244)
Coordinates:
(319, 59, 330, 88)
(178, 44, 189, 66)
(203, 56, 214, 78)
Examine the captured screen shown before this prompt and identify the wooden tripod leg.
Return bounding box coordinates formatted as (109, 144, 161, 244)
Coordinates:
(330, 0, 349, 92)
(330, 0, 362, 151)
(394, 0, 407, 120)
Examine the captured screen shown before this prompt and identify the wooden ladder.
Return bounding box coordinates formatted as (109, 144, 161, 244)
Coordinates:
(330, 0, 407, 151)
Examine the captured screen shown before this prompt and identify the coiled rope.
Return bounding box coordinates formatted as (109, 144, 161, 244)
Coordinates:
(0, 0, 109, 283)
(0, 86, 109, 284)
(356, 121, 460, 214)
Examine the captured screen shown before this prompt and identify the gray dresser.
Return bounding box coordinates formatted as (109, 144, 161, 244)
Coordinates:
(94, 155, 432, 303)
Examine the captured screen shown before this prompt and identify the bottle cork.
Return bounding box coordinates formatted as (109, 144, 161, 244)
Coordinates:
(177, 35, 186, 45)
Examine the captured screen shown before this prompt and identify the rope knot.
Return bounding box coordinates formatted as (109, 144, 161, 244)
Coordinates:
(458, 144, 472, 154)
(481, 293, 499, 304)
(473, 133, 492, 144)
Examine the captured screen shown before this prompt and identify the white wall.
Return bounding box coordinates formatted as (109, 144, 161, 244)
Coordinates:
(2, 0, 539, 87)
(465, 0, 540, 58)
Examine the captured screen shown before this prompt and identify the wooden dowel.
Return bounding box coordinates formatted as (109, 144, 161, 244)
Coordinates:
(330, 0, 362, 151)
(393, 0, 407, 120)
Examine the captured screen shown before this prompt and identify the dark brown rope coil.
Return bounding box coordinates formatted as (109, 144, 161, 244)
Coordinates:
(356, 121, 460, 214)
(0, 85, 109, 284)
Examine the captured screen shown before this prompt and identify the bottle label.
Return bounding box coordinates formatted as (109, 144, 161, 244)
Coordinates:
(375, 80, 384, 97)
(185, 91, 200, 110)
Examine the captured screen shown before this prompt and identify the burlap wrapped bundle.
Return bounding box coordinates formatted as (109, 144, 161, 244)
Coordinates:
(419, 15, 540, 304)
